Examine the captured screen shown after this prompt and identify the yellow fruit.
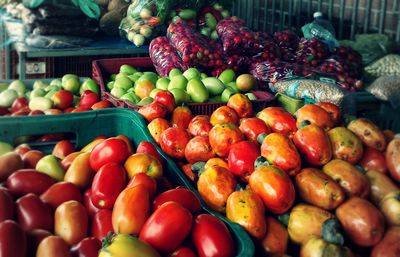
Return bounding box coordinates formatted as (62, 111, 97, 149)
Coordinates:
(236, 74, 256, 92)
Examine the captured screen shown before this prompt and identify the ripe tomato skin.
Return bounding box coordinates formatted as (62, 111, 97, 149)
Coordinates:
(359, 147, 387, 173)
(139, 201, 193, 253)
(152, 187, 201, 214)
(0, 220, 27, 257)
(36, 235, 71, 257)
(127, 173, 157, 199)
(160, 127, 191, 159)
(91, 163, 126, 209)
(70, 237, 102, 257)
(249, 165, 295, 214)
(27, 229, 52, 257)
(228, 140, 260, 181)
(168, 247, 197, 257)
(6, 169, 56, 196)
(112, 184, 150, 235)
(0, 188, 14, 222)
(136, 141, 163, 165)
(16, 193, 54, 232)
(83, 189, 100, 218)
(257, 107, 297, 136)
(91, 209, 113, 241)
(40, 181, 82, 210)
(89, 138, 129, 171)
(192, 214, 235, 257)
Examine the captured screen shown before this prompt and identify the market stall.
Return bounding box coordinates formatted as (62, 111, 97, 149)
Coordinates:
(0, 0, 399, 257)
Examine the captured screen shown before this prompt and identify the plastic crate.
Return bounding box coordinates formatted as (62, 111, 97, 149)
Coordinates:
(0, 108, 255, 257)
(92, 57, 276, 115)
(353, 92, 400, 133)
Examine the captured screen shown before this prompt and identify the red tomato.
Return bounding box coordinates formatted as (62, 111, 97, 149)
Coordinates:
(152, 187, 201, 214)
(136, 141, 163, 165)
(80, 90, 99, 109)
(315, 102, 341, 126)
(6, 169, 56, 196)
(83, 189, 100, 218)
(70, 237, 101, 257)
(138, 102, 168, 122)
(0, 220, 27, 257)
(154, 90, 176, 113)
(139, 201, 193, 253)
(168, 247, 197, 257)
(228, 140, 260, 181)
(192, 214, 235, 257)
(239, 117, 271, 142)
(160, 127, 191, 159)
(91, 100, 111, 110)
(16, 193, 54, 232)
(126, 173, 157, 199)
(0, 189, 14, 222)
(11, 97, 29, 113)
(249, 165, 295, 214)
(91, 163, 126, 209)
(188, 117, 213, 137)
(27, 229, 52, 257)
(360, 147, 387, 173)
(71, 106, 91, 113)
(257, 107, 297, 136)
(91, 210, 113, 241)
(184, 136, 215, 163)
(209, 123, 244, 158)
(52, 140, 75, 160)
(171, 106, 193, 129)
(89, 138, 129, 171)
(40, 181, 82, 209)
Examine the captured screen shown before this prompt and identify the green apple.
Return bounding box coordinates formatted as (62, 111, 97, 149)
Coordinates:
(209, 96, 222, 102)
(128, 72, 143, 83)
(62, 77, 80, 95)
(61, 74, 79, 85)
(183, 68, 201, 81)
(114, 76, 133, 90)
(168, 75, 188, 91)
(226, 82, 240, 93)
(221, 87, 236, 102)
(45, 89, 58, 99)
(169, 88, 191, 105)
(29, 97, 53, 111)
(45, 85, 61, 92)
(200, 73, 208, 79)
(0, 142, 13, 156)
(169, 68, 182, 79)
(186, 79, 209, 103)
(110, 74, 117, 81)
(138, 72, 158, 85)
(80, 79, 99, 95)
(111, 87, 126, 98)
(156, 77, 170, 90)
(107, 81, 114, 91)
(150, 88, 163, 98)
(218, 69, 236, 84)
(202, 77, 225, 96)
(0, 83, 8, 93)
(120, 92, 141, 104)
(8, 80, 26, 96)
(0, 89, 18, 107)
(120, 64, 137, 75)
(245, 92, 257, 100)
(137, 97, 154, 106)
(50, 79, 62, 87)
(33, 80, 47, 90)
(31, 88, 46, 98)
(35, 155, 64, 181)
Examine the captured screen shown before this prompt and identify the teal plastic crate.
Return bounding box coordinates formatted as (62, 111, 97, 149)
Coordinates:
(353, 92, 400, 133)
(0, 108, 254, 257)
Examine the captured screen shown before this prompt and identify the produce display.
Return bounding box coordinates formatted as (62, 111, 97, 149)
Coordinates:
(0, 76, 110, 116)
(105, 63, 266, 107)
(0, 136, 238, 257)
(136, 92, 400, 256)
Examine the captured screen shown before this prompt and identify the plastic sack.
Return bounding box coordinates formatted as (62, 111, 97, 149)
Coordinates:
(301, 14, 339, 50)
(365, 75, 400, 109)
(216, 17, 267, 55)
(274, 30, 299, 62)
(149, 36, 188, 77)
(271, 78, 349, 107)
(167, 19, 221, 67)
(25, 34, 93, 48)
(364, 54, 400, 77)
(24, 0, 101, 19)
(120, 0, 163, 47)
(251, 35, 281, 62)
(296, 38, 330, 66)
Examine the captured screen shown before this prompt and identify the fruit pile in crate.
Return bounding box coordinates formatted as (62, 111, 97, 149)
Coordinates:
(137, 85, 400, 256)
(0, 75, 111, 116)
(0, 108, 251, 257)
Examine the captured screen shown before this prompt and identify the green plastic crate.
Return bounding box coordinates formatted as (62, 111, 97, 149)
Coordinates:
(0, 108, 255, 257)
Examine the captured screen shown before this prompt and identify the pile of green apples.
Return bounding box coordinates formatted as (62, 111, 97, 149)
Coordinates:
(107, 65, 258, 106)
